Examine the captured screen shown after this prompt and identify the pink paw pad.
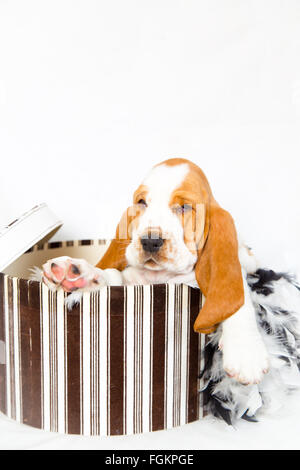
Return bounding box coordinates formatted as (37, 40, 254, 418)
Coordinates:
(66, 263, 81, 280)
(48, 261, 88, 292)
(50, 263, 66, 282)
(61, 277, 87, 292)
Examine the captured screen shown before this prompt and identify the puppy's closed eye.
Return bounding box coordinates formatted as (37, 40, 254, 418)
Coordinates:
(137, 199, 147, 207)
(172, 204, 192, 215)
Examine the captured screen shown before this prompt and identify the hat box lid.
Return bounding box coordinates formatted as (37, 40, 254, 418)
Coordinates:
(0, 203, 63, 272)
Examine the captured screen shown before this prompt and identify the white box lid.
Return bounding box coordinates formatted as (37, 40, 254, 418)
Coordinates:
(0, 203, 62, 272)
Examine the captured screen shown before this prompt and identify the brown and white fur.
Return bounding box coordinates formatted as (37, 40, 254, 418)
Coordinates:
(42, 158, 269, 386)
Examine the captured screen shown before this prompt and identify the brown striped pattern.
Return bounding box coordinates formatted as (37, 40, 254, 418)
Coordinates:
(109, 286, 125, 435)
(19, 279, 42, 428)
(65, 299, 81, 434)
(0, 273, 6, 414)
(0, 268, 206, 435)
(188, 287, 202, 423)
(33, 238, 109, 252)
(151, 284, 167, 431)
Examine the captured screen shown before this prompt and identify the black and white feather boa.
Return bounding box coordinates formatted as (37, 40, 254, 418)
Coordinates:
(201, 268, 300, 425)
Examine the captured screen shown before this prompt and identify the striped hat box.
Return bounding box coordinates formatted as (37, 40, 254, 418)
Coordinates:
(0, 239, 207, 436)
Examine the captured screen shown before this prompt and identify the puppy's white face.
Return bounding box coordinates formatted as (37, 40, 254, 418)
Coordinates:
(125, 163, 198, 274)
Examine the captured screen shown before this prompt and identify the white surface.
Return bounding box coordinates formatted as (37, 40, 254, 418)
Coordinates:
(0, 0, 300, 450)
(1, 391, 300, 450)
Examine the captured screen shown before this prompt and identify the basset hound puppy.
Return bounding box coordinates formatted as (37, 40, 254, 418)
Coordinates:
(43, 158, 269, 385)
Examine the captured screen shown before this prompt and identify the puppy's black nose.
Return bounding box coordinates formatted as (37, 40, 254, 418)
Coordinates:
(141, 235, 164, 253)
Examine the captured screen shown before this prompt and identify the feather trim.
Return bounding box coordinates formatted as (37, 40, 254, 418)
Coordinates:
(201, 269, 300, 424)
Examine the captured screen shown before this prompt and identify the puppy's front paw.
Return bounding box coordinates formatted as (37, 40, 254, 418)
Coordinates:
(219, 333, 269, 385)
(42, 256, 105, 293)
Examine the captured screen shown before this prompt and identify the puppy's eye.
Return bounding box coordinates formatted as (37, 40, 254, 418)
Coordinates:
(174, 204, 192, 214)
(137, 199, 147, 207)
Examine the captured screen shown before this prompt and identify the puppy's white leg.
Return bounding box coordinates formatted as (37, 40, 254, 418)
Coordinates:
(219, 272, 269, 385)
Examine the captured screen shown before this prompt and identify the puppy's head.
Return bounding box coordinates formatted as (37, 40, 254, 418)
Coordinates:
(98, 158, 244, 333)
(125, 159, 209, 274)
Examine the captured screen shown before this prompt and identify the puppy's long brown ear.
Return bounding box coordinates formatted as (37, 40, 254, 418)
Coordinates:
(96, 207, 135, 271)
(194, 204, 244, 334)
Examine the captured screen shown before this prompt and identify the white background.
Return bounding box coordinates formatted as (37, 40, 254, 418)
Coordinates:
(0, 0, 300, 450)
